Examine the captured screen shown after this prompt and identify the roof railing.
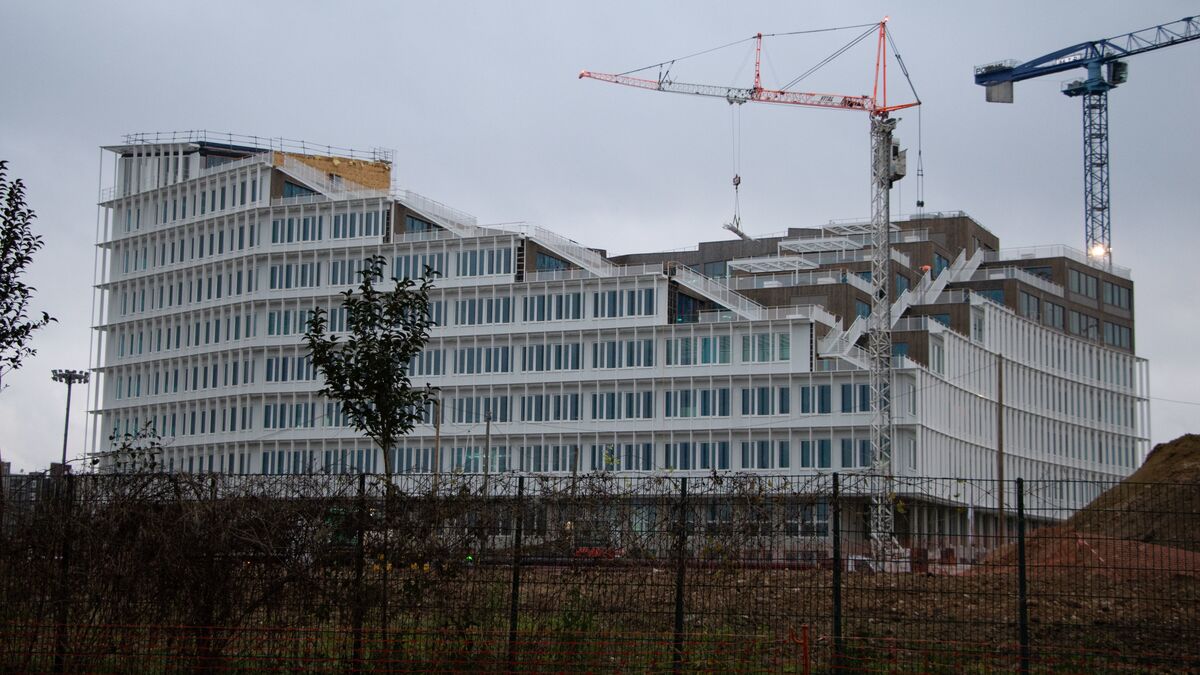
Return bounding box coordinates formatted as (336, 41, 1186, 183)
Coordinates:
(119, 130, 393, 163)
(985, 245, 1132, 279)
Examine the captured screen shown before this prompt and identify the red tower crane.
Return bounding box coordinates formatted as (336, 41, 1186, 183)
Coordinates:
(582, 19, 919, 563)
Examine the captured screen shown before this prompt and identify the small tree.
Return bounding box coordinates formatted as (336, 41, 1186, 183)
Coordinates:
(0, 160, 54, 389)
(304, 254, 438, 479)
(96, 422, 165, 474)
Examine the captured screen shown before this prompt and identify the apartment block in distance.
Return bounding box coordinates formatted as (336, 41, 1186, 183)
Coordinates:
(93, 132, 1148, 546)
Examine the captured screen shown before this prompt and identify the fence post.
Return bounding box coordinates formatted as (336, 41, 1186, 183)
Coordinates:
(672, 477, 688, 675)
(1016, 477, 1030, 674)
(507, 476, 525, 671)
(351, 473, 366, 670)
(831, 472, 842, 672)
(52, 473, 74, 675)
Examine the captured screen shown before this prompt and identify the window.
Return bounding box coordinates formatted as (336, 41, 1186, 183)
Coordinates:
(1069, 269, 1098, 299)
(535, 252, 569, 272)
(523, 292, 583, 321)
(457, 248, 514, 277)
(667, 335, 731, 366)
(282, 181, 316, 198)
(593, 288, 655, 318)
(451, 396, 511, 423)
(394, 252, 447, 279)
(1019, 291, 1040, 321)
(855, 300, 871, 319)
(817, 385, 832, 414)
(592, 339, 654, 368)
(1102, 281, 1131, 309)
(739, 440, 790, 469)
(740, 386, 790, 416)
(978, 288, 1005, 304)
(699, 441, 730, 470)
(930, 313, 951, 327)
(894, 274, 910, 295)
(1103, 322, 1132, 349)
(741, 332, 790, 363)
(817, 439, 832, 468)
(933, 253, 950, 276)
(522, 343, 583, 372)
(1044, 302, 1064, 330)
(519, 394, 581, 421)
(591, 391, 654, 420)
(454, 347, 512, 374)
(406, 215, 436, 233)
(453, 297, 513, 326)
(892, 343, 909, 357)
(930, 341, 945, 375)
(666, 388, 730, 418)
(1068, 311, 1100, 339)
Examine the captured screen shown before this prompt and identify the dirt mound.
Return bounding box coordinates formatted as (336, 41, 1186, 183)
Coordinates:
(1065, 434, 1200, 553)
(1005, 524, 1200, 579)
(982, 435, 1200, 574)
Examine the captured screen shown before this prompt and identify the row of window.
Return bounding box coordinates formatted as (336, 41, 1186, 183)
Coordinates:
(119, 266, 258, 317)
(272, 213, 388, 244)
(119, 176, 260, 235)
(115, 312, 256, 358)
(114, 380, 874, 425)
(114, 359, 256, 400)
(146, 435, 885, 476)
(1069, 269, 1132, 310)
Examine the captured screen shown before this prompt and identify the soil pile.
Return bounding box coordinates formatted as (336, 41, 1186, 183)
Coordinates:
(985, 434, 1200, 576)
(1065, 433, 1200, 553)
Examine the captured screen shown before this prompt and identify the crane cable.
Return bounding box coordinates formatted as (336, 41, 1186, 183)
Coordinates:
(883, 26, 926, 212)
(781, 24, 879, 90)
(616, 22, 880, 78)
(730, 103, 743, 230)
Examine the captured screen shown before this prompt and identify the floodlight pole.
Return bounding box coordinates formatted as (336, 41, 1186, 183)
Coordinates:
(51, 369, 90, 469)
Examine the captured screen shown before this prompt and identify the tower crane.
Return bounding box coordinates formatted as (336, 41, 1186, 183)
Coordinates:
(582, 20, 919, 563)
(974, 16, 1200, 265)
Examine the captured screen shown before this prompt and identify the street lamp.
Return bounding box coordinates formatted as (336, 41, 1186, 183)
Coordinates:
(51, 369, 89, 470)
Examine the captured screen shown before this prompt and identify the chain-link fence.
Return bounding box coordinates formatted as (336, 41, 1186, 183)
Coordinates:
(1, 472, 1196, 672)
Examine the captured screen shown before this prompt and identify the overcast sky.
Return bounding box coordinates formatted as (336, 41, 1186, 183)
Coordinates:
(1, 1, 1196, 472)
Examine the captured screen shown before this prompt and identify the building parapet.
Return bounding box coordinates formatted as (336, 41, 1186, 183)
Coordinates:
(971, 266, 1067, 297)
(728, 269, 874, 294)
(987, 245, 1131, 279)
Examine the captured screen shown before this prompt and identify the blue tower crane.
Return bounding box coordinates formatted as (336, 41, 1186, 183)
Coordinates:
(974, 16, 1200, 265)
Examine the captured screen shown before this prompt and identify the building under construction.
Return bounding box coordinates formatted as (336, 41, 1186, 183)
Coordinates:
(91, 133, 1148, 552)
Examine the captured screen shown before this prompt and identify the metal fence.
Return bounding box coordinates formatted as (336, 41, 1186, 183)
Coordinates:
(0, 472, 1196, 673)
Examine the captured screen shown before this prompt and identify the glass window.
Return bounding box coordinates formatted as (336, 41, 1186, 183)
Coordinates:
(978, 288, 1005, 304)
(933, 253, 950, 276)
(817, 385, 832, 414)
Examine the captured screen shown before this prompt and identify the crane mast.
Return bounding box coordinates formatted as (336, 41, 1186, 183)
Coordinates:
(868, 115, 898, 554)
(583, 20, 917, 565)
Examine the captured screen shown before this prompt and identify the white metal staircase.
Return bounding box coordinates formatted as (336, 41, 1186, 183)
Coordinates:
(670, 264, 766, 321)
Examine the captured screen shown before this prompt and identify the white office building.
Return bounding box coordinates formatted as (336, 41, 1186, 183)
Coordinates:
(92, 133, 1149, 525)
